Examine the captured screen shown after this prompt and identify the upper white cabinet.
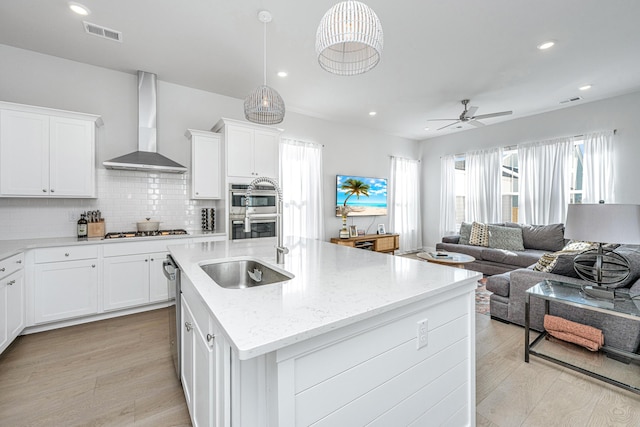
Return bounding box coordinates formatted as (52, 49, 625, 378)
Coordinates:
(0, 101, 101, 198)
(213, 118, 280, 180)
(186, 129, 222, 199)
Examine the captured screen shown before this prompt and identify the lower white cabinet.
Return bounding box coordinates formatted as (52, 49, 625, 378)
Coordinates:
(0, 252, 25, 354)
(182, 280, 219, 427)
(103, 251, 168, 311)
(34, 258, 98, 324)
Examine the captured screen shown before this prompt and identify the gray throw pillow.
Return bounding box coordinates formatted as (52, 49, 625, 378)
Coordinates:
(532, 241, 593, 277)
(487, 225, 525, 251)
(518, 223, 565, 251)
(459, 222, 472, 245)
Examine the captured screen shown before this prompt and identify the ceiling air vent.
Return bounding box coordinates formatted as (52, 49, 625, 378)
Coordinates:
(560, 96, 582, 104)
(83, 21, 122, 42)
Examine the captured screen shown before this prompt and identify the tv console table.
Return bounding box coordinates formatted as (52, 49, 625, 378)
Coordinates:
(330, 234, 399, 254)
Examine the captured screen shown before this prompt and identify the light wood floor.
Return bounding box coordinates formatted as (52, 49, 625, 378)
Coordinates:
(2, 308, 640, 426)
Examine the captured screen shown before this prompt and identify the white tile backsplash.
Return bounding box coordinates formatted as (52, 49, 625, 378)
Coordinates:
(0, 169, 220, 240)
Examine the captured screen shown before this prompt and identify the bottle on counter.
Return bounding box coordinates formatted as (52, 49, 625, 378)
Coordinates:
(77, 213, 88, 239)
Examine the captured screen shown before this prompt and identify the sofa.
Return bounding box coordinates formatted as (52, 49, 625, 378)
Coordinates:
(487, 244, 640, 354)
(436, 222, 566, 275)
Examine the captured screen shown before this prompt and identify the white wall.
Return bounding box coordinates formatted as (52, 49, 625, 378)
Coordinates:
(419, 90, 640, 249)
(0, 44, 418, 240)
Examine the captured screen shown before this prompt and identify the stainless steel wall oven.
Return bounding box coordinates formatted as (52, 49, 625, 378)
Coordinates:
(229, 184, 277, 240)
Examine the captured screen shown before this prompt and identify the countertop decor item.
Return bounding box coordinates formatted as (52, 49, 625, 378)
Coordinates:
(316, 0, 383, 76)
(243, 10, 285, 125)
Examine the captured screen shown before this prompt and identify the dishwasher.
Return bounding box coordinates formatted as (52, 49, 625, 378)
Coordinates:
(163, 254, 181, 380)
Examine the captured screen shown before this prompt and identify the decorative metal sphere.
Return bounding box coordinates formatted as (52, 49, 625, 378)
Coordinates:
(573, 249, 631, 285)
(316, 0, 384, 76)
(244, 85, 285, 125)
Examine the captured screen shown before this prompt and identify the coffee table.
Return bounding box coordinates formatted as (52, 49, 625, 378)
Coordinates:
(417, 251, 475, 269)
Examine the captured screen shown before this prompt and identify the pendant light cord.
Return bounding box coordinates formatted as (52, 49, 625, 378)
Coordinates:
(263, 20, 267, 86)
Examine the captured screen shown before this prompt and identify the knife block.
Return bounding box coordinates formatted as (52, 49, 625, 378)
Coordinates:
(88, 221, 106, 238)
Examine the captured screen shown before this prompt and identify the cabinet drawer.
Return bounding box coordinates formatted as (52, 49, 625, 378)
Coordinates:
(375, 236, 396, 252)
(35, 245, 98, 263)
(0, 253, 24, 279)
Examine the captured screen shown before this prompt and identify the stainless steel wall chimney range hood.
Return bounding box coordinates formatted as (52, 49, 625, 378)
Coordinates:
(103, 71, 187, 173)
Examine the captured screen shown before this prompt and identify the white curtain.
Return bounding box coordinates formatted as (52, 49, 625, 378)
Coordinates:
(465, 147, 503, 223)
(439, 155, 457, 237)
(279, 139, 324, 239)
(583, 130, 615, 204)
(389, 156, 422, 253)
(518, 137, 573, 225)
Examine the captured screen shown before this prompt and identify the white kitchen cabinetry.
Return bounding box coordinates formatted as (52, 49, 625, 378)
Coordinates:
(0, 102, 101, 198)
(181, 279, 218, 427)
(33, 246, 99, 324)
(0, 253, 25, 355)
(103, 250, 169, 311)
(213, 118, 280, 180)
(186, 129, 222, 199)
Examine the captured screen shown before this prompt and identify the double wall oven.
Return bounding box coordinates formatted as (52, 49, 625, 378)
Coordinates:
(229, 184, 277, 240)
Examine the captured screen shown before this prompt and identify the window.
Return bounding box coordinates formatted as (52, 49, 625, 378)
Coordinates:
(453, 140, 585, 226)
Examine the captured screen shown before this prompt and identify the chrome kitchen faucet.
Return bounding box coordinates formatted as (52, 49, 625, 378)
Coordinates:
(244, 177, 289, 264)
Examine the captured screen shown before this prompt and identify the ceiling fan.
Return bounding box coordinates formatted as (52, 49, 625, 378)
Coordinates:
(428, 99, 512, 131)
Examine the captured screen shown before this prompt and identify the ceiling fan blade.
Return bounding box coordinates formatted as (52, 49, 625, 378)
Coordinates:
(437, 121, 461, 131)
(468, 120, 485, 128)
(472, 111, 512, 120)
(426, 118, 459, 122)
(462, 106, 478, 119)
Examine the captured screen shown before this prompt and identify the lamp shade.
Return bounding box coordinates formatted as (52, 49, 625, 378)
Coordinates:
(316, 0, 383, 76)
(244, 85, 285, 125)
(564, 204, 640, 244)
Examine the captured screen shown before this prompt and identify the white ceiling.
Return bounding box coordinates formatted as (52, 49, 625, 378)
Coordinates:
(1, 0, 640, 140)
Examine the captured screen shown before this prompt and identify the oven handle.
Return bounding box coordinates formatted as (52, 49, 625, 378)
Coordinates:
(232, 219, 277, 225)
(231, 190, 276, 197)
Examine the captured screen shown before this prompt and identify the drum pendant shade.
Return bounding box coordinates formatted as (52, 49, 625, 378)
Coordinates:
(316, 0, 384, 76)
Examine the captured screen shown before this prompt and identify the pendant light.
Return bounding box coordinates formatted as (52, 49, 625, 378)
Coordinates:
(316, 0, 383, 76)
(244, 10, 285, 125)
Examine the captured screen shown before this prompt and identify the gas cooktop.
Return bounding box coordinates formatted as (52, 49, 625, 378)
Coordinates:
(104, 229, 189, 239)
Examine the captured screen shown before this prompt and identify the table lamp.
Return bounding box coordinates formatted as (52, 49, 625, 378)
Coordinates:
(564, 203, 640, 299)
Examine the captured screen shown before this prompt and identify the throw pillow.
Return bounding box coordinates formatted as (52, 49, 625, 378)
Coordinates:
(516, 223, 566, 252)
(459, 222, 472, 245)
(487, 225, 525, 251)
(469, 222, 489, 247)
(533, 241, 594, 277)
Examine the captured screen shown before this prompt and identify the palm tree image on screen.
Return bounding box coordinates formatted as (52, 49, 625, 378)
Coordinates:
(339, 178, 370, 238)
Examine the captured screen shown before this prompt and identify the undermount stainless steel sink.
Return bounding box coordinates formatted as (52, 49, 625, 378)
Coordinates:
(200, 258, 294, 289)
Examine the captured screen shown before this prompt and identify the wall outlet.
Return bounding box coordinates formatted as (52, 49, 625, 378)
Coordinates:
(416, 319, 428, 350)
(68, 211, 77, 222)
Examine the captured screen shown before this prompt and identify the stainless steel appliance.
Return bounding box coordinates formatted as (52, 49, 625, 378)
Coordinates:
(229, 184, 277, 240)
(163, 254, 181, 379)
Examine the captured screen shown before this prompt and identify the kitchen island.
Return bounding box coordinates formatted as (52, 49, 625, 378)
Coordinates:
(170, 237, 481, 427)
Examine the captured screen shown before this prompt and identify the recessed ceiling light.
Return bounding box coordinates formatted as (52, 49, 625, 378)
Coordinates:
(424, 127, 430, 131)
(579, 84, 592, 91)
(537, 41, 555, 50)
(277, 71, 288, 78)
(69, 2, 91, 16)
(369, 111, 377, 116)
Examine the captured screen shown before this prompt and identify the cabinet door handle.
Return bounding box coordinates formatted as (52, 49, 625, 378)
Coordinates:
(145, 259, 149, 262)
(16, 260, 22, 264)
(185, 322, 193, 332)
(0, 268, 4, 272)
(207, 333, 214, 342)
(7, 280, 15, 286)
(42, 189, 47, 193)
(150, 258, 154, 262)
(65, 253, 70, 257)
(50, 189, 55, 193)
(91, 264, 96, 268)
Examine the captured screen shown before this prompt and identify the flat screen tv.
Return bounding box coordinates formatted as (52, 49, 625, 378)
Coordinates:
(336, 175, 388, 217)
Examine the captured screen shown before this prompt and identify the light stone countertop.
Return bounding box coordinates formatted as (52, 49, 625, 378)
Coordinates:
(0, 231, 225, 260)
(169, 237, 482, 360)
